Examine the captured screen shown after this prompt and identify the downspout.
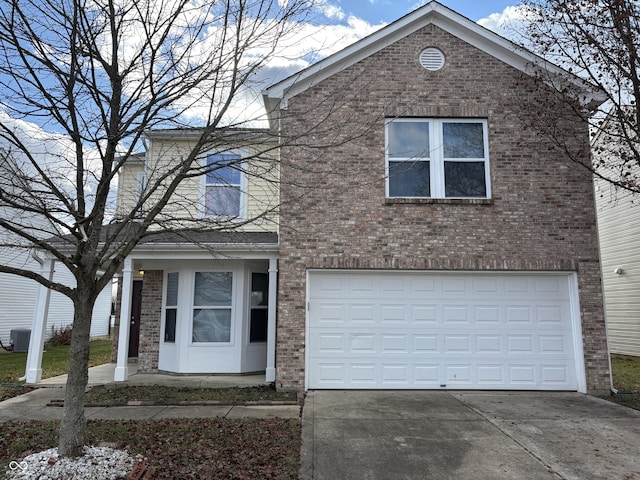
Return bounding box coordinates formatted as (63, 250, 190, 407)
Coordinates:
(611, 387, 640, 398)
(31, 249, 44, 266)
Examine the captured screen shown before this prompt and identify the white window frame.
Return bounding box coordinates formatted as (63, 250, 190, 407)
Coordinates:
(190, 270, 235, 345)
(200, 151, 248, 220)
(248, 271, 269, 344)
(162, 271, 179, 344)
(385, 118, 491, 199)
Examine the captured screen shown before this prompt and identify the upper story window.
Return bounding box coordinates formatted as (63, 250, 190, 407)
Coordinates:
(204, 152, 246, 219)
(385, 118, 490, 199)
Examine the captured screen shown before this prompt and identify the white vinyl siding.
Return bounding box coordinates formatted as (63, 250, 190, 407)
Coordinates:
(0, 248, 111, 344)
(127, 138, 279, 232)
(595, 178, 640, 357)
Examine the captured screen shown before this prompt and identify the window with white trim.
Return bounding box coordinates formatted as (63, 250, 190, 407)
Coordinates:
(385, 118, 490, 199)
(192, 271, 233, 343)
(163, 272, 179, 343)
(249, 272, 268, 343)
(203, 153, 245, 218)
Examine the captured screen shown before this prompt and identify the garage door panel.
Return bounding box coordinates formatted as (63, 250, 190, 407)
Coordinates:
(309, 362, 575, 390)
(310, 329, 575, 356)
(477, 365, 505, 384)
(381, 334, 409, 353)
(350, 304, 376, 324)
(380, 304, 406, 323)
(537, 305, 564, 323)
(314, 302, 571, 328)
(308, 272, 579, 390)
(412, 305, 438, 323)
(414, 335, 439, 352)
(475, 306, 501, 323)
(539, 335, 566, 353)
(476, 335, 502, 352)
(443, 305, 471, 323)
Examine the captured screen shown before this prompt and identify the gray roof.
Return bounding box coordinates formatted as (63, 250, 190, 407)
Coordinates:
(137, 230, 278, 246)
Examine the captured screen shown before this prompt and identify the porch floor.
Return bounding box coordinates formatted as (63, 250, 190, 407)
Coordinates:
(37, 362, 269, 389)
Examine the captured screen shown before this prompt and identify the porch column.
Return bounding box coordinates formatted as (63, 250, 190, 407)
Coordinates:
(114, 257, 133, 381)
(266, 257, 278, 382)
(25, 257, 55, 384)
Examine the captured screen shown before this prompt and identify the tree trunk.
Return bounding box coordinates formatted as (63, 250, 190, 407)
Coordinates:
(58, 292, 94, 457)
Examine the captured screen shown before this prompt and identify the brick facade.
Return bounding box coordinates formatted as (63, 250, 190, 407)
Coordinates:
(275, 24, 610, 392)
(111, 271, 163, 372)
(137, 270, 163, 372)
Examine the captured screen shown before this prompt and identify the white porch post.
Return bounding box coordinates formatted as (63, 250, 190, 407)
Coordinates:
(25, 258, 55, 384)
(266, 257, 278, 383)
(114, 257, 133, 381)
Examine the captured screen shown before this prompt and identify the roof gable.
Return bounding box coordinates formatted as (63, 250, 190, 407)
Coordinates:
(263, 1, 605, 127)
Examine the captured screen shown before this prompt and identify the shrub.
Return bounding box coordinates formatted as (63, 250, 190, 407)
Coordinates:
(47, 325, 73, 346)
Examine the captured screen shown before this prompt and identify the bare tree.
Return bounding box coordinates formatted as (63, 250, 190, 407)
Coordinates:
(516, 0, 639, 192)
(0, 0, 314, 457)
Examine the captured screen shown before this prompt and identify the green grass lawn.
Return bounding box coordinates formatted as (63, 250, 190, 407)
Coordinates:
(0, 339, 112, 401)
(610, 354, 640, 410)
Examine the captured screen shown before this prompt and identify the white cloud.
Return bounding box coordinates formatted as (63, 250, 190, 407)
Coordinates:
(172, 6, 386, 126)
(0, 109, 113, 223)
(1, 1, 388, 146)
(318, 1, 346, 21)
(477, 5, 533, 41)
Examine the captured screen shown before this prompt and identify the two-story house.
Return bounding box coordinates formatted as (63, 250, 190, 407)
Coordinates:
(112, 1, 611, 393)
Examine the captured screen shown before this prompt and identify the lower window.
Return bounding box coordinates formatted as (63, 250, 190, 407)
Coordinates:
(164, 272, 179, 343)
(192, 272, 233, 343)
(249, 272, 269, 343)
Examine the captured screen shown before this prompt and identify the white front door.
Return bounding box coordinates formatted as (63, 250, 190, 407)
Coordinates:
(307, 271, 584, 391)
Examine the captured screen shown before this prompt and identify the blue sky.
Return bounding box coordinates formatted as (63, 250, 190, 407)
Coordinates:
(334, 0, 520, 24)
(0, 0, 527, 155)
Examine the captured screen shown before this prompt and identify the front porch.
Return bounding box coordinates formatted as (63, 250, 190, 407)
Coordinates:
(113, 235, 278, 384)
(38, 362, 269, 389)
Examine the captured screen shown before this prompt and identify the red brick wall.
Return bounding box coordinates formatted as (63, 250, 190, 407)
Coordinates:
(137, 270, 163, 372)
(276, 25, 610, 392)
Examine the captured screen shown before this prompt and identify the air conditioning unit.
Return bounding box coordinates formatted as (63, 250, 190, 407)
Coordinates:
(10, 329, 31, 353)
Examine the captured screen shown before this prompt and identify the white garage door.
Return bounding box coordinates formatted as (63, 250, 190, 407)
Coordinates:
(307, 271, 583, 390)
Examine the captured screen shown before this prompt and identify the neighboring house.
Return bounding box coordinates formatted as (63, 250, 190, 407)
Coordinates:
(593, 119, 640, 357)
(0, 249, 112, 348)
(112, 1, 611, 394)
(0, 150, 111, 351)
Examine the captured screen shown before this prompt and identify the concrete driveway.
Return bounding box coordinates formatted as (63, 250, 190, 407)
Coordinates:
(300, 391, 640, 480)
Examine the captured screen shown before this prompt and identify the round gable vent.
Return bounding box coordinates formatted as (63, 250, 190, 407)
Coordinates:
(419, 47, 445, 71)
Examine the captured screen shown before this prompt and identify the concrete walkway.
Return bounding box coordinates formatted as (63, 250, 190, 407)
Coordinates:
(0, 363, 299, 421)
(300, 390, 640, 480)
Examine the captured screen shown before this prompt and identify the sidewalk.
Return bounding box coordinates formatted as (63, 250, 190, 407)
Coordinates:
(0, 364, 300, 422)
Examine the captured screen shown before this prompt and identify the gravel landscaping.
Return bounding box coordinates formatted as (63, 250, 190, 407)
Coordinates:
(5, 446, 140, 480)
